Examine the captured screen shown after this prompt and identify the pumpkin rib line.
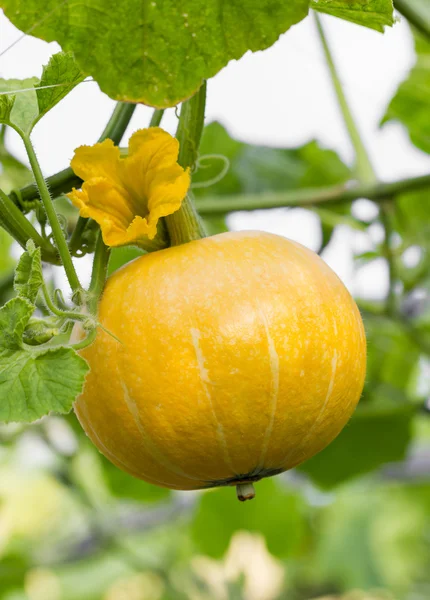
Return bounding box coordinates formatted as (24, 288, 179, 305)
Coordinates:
(76, 400, 176, 488)
(189, 326, 237, 474)
(257, 308, 280, 468)
(119, 377, 203, 483)
(282, 347, 338, 467)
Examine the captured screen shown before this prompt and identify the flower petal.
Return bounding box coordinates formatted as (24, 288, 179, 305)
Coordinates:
(146, 170, 191, 230)
(119, 128, 189, 202)
(68, 179, 138, 247)
(70, 140, 122, 187)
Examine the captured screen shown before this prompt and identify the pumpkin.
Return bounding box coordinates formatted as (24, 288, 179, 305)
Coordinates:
(75, 231, 366, 500)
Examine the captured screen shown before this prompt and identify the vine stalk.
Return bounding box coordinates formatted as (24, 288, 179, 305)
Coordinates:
(315, 13, 377, 185)
(164, 83, 208, 246)
(87, 233, 111, 314)
(315, 12, 399, 316)
(149, 109, 165, 128)
(194, 173, 430, 214)
(22, 135, 82, 295)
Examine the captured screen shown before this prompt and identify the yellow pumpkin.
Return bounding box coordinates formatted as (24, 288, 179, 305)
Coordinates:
(75, 231, 366, 499)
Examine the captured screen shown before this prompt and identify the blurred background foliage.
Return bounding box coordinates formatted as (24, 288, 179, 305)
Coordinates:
(1, 6, 430, 600)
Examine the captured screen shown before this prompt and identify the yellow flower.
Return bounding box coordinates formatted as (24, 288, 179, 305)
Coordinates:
(67, 128, 190, 248)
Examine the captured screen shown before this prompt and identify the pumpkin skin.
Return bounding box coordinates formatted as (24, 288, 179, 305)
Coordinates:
(75, 231, 366, 491)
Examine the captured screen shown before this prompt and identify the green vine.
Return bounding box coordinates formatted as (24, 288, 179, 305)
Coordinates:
(22, 135, 82, 296)
(164, 83, 208, 246)
(315, 12, 377, 185)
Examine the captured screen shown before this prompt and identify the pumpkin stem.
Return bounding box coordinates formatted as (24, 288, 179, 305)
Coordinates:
(236, 482, 255, 502)
(165, 82, 207, 246)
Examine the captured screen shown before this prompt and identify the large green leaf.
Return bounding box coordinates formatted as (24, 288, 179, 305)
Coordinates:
(298, 404, 415, 488)
(311, 0, 395, 32)
(0, 52, 84, 136)
(0, 297, 89, 423)
(2, 1, 310, 108)
(35, 51, 85, 127)
(191, 478, 307, 559)
(381, 35, 430, 154)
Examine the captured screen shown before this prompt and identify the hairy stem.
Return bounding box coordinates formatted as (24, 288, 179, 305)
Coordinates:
(70, 327, 97, 351)
(41, 282, 87, 322)
(22, 136, 82, 294)
(164, 83, 207, 245)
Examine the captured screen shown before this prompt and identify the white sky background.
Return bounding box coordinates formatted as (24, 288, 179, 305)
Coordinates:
(0, 9, 429, 301)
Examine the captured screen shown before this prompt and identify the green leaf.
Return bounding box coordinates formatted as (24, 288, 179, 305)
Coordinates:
(191, 478, 307, 558)
(2, 1, 309, 108)
(298, 404, 414, 488)
(314, 482, 430, 592)
(0, 78, 39, 135)
(195, 121, 351, 198)
(0, 52, 84, 136)
(0, 297, 89, 423)
(35, 51, 85, 127)
(381, 35, 430, 153)
(364, 314, 421, 392)
(316, 488, 385, 589)
(311, 0, 395, 32)
(14, 240, 43, 303)
(0, 296, 33, 347)
(195, 121, 351, 249)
